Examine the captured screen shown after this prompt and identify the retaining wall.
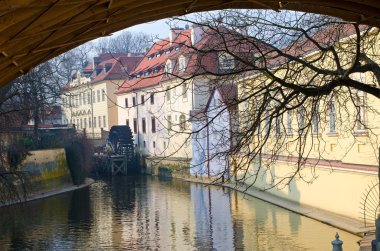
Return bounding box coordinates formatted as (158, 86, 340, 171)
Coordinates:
(22, 148, 73, 195)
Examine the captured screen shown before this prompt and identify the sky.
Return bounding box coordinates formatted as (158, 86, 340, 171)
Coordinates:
(126, 18, 171, 39)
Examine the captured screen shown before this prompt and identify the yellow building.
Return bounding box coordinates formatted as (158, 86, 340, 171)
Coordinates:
(61, 53, 142, 138)
(235, 26, 380, 221)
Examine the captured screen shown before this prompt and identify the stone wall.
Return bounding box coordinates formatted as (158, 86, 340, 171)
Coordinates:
(144, 157, 190, 179)
(21, 148, 73, 195)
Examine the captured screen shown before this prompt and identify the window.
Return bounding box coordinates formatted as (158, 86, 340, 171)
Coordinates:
(93, 117, 96, 128)
(83, 93, 86, 105)
(133, 118, 137, 133)
(97, 90, 100, 102)
(286, 110, 292, 135)
(275, 116, 281, 136)
(165, 60, 173, 74)
(132, 96, 136, 106)
(92, 91, 95, 103)
(150, 93, 154, 105)
(166, 86, 171, 101)
(121, 66, 128, 73)
(80, 118, 83, 129)
(76, 95, 79, 106)
(79, 93, 82, 106)
(126, 119, 129, 127)
(167, 115, 172, 131)
(151, 117, 156, 133)
(156, 53, 161, 58)
(144, 71, 149, 77)
(103, 115, 106, 128)
(182, 83, 188, 100)
(125, 98, 128, 108)
(141, 95, 145, 105)
(298, 107, 305, 134)
(355, 92, 366, 131)
(153, 141, 156, 148)
(87, 92, 91, 104)
(329, 100, 336, 133)
(218, 52, 235, 70)
(98, 116, 102, 128)
(179, 114, 186, 131)
(178, 56, 186, 72)
(102, 89, 105, 101)
(142, 118, 146, 133)
(143, 141, 146, 148)
(89, 117, 92, 128)
(84, 118, 87, 128)
(312, 107, 319, 134)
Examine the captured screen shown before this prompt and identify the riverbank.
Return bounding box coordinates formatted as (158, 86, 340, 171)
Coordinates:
(181, 177, 371, 239)
(0, 177, 94, 208)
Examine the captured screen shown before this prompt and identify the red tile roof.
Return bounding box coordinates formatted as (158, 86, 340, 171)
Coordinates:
(116, 27, 260, 94)
(64, 53, 143, 89)
(92, 56, 142, 83)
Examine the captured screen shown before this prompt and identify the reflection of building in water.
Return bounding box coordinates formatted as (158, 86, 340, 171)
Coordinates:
(191, 184, 234, 250)
(114, 178, 197, 249)
(229, 189, 359, 251)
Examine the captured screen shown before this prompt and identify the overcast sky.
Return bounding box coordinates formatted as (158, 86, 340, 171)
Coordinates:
(117, 16, 192, 40)
(126, 18, 171, 39)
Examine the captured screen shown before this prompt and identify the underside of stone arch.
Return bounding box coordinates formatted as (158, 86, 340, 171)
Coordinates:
(0, 0, 379, 86)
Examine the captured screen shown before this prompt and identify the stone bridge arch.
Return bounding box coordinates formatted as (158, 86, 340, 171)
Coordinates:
(0, 0, 379, 85)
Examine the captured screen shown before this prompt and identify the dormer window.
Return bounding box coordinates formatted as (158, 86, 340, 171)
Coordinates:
(153, 68, 158, 74)
(175, 46, 180, 51)
(136, 74, 141, 78)
(121, 66, 128, 73)
(218, 52, 235, 70)
(148, 55, 153, 60)
(144, 71, 149, 77)
(156, 53, 161, 58)
(128, 75, 133, 80)
(178, 56, 186, 72)
(165, 60, 173, 74)
(165, 50, 170, 55)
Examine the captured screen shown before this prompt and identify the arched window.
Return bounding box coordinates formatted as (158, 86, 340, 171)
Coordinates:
(165, 60, 173, 74)
(355, 91, 366, 131)
(328, 98, 336, 133)
(218, 52, 234, 70)
(178, 56, 186, 72)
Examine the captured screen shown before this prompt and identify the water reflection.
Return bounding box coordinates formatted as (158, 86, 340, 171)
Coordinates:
(0, 176, 360, 250)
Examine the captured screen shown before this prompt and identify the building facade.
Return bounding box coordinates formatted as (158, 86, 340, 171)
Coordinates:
(61, 53, 142, 138)
(116, 26, 233, 159)
(190, 84, 237, 178)
(235, 26, 380, 220)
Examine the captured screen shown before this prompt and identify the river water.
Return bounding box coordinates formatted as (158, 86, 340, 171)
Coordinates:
(0, 176, 360, 250)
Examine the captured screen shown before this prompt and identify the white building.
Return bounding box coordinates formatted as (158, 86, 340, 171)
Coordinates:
(116, 26, 232, 159)
(61, 53, 142, 138)
(190, 84, 237, 178)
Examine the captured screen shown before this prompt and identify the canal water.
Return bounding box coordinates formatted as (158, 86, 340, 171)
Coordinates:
(0, 176, 360, 250)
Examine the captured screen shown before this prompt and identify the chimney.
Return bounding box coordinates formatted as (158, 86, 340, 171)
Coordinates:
(191, 24, 204, 46)
(169, 28, 183, 45)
